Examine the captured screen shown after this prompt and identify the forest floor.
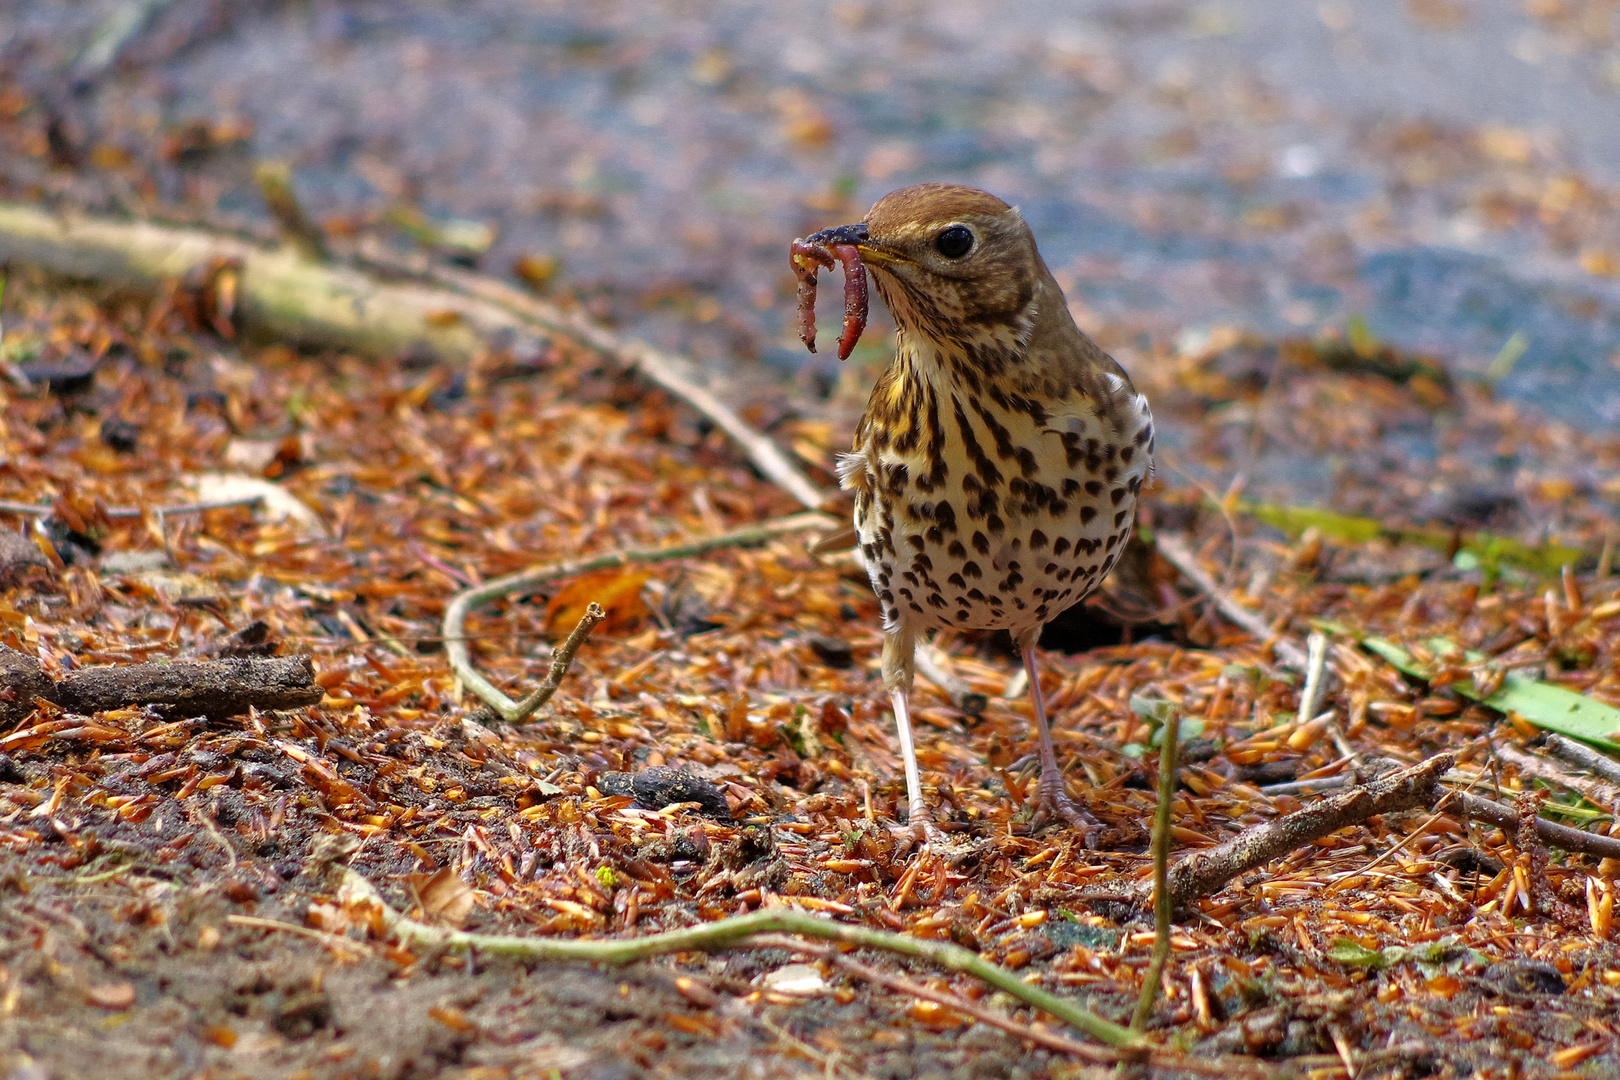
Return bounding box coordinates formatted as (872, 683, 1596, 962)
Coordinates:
(1, 258, 1620, 1080)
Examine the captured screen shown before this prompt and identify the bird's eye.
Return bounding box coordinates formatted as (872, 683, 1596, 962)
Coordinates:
(935, 225, 974, 259)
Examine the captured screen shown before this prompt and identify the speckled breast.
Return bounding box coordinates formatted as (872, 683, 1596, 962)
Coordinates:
(843, 377, 1153, 637)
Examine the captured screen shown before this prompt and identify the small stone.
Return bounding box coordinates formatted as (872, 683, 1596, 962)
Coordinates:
(805, 634, 855, 668)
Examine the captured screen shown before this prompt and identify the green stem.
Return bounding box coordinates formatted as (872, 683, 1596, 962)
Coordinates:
(340, 870, 1145, 1050)
(1132, 711, 1179, 1032)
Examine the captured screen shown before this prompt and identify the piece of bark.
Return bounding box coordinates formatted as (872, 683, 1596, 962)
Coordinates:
(0, 645, 322, 728)
(1142, 754, 1452, 907)
(0, 646, 56, 729)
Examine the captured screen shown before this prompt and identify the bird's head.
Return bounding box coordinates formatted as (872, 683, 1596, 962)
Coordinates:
(806, 183, 1046, 346)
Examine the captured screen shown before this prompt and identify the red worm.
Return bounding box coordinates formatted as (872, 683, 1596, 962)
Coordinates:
(789, 238, 868, 360)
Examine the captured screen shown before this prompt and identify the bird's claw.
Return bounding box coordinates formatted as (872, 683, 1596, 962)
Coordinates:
(1030, 777, 1103, 848)
(890, 810, 947, 856)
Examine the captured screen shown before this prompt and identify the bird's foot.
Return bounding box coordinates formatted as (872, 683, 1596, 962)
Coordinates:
(890, 803, 947, 855)
(1029, 773, 1103, 848)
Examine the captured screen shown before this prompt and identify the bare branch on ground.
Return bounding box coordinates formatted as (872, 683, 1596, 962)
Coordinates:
(0, 202, 828, 512)
(1139, 755, 1453, 907)
(335, 868, 1147, 1051)
(0, 644, 322, 729)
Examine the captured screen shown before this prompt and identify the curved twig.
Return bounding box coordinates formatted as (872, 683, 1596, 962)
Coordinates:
(336, 868, 1146, 1051)
(444, 512, 839, 722)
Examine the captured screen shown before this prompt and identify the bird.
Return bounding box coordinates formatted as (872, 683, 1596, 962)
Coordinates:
(804, 184, 1154, 846)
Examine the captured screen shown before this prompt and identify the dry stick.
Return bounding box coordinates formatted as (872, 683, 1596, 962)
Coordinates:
(1154, 532, 1309, 672)
(1140, 755, 1453, 907)
(1291, 767, 1620, 862)
(914, 644, 988, 716)
(748, 935, 1272, 1078)
(0, 495, 263, 519)
(743, 934, 1128, 1066)
(1444, 789, 1620, 860)
(1545, 734, 1620, 789)
(1295, 631, 1329, 725)
(225, 914, 372, 958)
(0, 644, 322, 729)
(253, 160, 330, 261)
(502, 603, 606, 720)
(424, 265, 829, 513)
(1132, 711, 1180, 1031)
(0, 203, 827, 515)
(337, 869, 1145, 1050)
(1496, 742, 1620, 812)
(444, 513, 838, 722)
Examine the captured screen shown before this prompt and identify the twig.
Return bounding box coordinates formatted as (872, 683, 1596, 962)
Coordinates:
(253, 160, 330, 261)
(424, 265, 830, 512)
(225, 914, 372, 958)
(1277, 766, 1620, 861)
(1545, 734, 1620, 789)
(336, 869, 1145, 1050)
(1133, 710, 1179, 1031)
(747, 935, 1276, 1077)
(1496, 743, 1620, 813)
(444, 513, 838, 721)
(1154, 532, 1309, 672)
(1139, 755, 1453, 907)
(0, 644, 322, 729)
(1512, 791, 1589, 928)
(1443, 789, 1620, 860)
(1295, 631, 1329, 725)
(494, 603, 607, 723)
(0, 495, 263, 519)
(745, 934, 1129, 1065)
(0, 203, 826, 512)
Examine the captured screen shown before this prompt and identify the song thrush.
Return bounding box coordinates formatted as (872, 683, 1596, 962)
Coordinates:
(802, 184, 1154, 844)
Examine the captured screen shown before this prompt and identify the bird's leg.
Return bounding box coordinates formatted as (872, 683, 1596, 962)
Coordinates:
(1021, 640, 1102, 846)
(883, 628, 943, 846)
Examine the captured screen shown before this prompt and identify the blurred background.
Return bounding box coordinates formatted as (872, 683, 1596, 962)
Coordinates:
(4, 0, 1619, 544)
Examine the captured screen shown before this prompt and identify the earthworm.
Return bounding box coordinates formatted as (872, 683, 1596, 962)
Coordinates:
(790, 238, 868, 361)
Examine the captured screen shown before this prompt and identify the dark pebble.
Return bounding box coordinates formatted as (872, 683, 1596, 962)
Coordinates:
(600, 766, 731, 818)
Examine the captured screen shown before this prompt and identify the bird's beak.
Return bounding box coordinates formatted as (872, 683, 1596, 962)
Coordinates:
(805, 222, 897, 265)
(805, 222, 868, 248)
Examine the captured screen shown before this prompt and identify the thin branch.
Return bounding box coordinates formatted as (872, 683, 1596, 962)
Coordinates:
(914, 644, 988, 716)
(1496, 742, 1620, 813)
(225, 914, 372, 958)
(1443, 789, 1620, 860)
(425, 264, 830, 512)
(444, 513, 839, 721)
(253, 160, 330, 261)
(1138, 755, 1453, 907)
(336, 869, 1145, 1050)
(497, 602, 607, 723)
(1133, 710, 1179, 1031)
(0, 202, 828, 513)
(744, 933, 1128, 1065)
(1264, 766, 1620, 861)
(1295, 631, 1329, 724)
(1155, 531, 1310, 671)
(0, 495, 263, 519)
(1545, 734, 1620, 789)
